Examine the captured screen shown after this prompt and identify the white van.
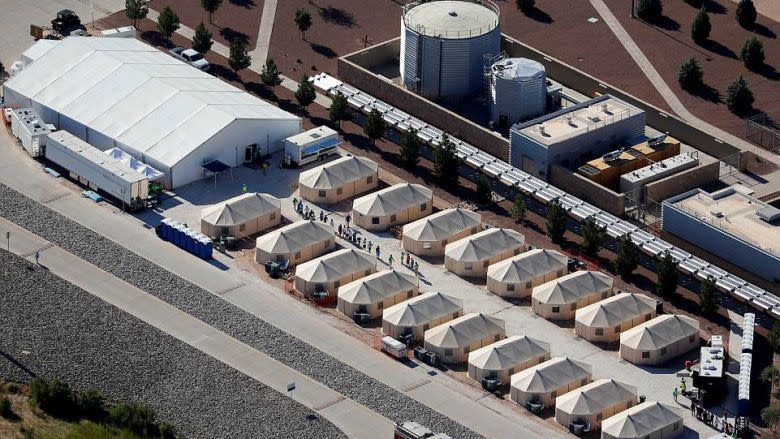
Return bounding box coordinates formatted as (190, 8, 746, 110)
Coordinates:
(381, 336, 408, 360)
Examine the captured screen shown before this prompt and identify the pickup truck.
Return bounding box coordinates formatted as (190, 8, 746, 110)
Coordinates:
(168, 47, 210, 71)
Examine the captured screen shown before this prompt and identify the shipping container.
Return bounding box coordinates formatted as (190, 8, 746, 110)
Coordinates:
(10, 108, 50, 157)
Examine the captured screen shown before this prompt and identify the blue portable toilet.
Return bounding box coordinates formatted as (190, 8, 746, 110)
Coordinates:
(202, 235, 213, 259)
(196, 234, 208, 259)
(160, 218, 172, 241)
(186, 229, 198, 253)
(173, 223, 186, 248)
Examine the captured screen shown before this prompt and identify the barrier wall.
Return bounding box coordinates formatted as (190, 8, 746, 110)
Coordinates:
(550, 165, 626, 216)
(645, 156, 720, 203)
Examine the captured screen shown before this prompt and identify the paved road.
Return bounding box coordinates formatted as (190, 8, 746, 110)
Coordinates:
(0, 217, 393, 439)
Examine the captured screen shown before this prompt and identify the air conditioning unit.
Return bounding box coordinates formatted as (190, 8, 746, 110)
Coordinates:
(414, 346, 428, 360)
(353, 312, 371, 323)
(481, 377, 501, 391)
(312, 291, 329, 300)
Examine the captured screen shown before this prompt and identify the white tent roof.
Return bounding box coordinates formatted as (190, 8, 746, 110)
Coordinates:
(255, 220, 333, 254)
(444, 228, 525, 262)
(601, 401, 682, 438)
(201, 192, 281, 227)
(299, 155, 378, 190)
(424, 313, 504, 349)
(532, 271, 613, 305)
(575, 292, 657, 328)
(487, 249, 567, 283)
(556, 379, 637, 416)
(468, 335, 550, 371)
(21, 39, 60, 64)
(402, 208, 482, 242)
(620, 314, 700, 351)
(105, 147, 164, 180)
(338, 269, 419, 305)
(510, 357, 592, 393)
(382, 292, 463, 327)
(295, 248, 376, 283)
(352, 183, 433, 217)
(5, 37, 299, 169)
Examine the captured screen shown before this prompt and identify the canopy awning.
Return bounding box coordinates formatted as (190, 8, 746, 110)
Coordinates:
(202, 160, 231, 173)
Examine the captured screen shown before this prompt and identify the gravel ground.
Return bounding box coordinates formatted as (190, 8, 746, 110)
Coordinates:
(0, 250, 344, 439)
(0, 183, 481, 439)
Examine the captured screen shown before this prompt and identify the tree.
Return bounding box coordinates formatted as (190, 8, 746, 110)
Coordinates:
(294, 8, 312, 40)
(678, 57, 704, 92)
(761, 366, 780, 390)
(192, 22, 213, 55)
(125, 0, 148, 28)
(580, 217, 605, 257)
(399, 129, 421, 170)
(656, 251, 678, 296)
(684, 0, 703, 7)
(763, 407, 780, 431)
(363, 109, 386, 147)
(79, 388, 105, 421)
(29, 378, 75, 418)
(636, 0, 663, 22)
(614, 235, 640, 277)
(736, 0, 757, 28)
(476, 175, 492, 204)
(691, 7, 711, 45)
(511, 195, 527, 223)
(698, 277, 718, 316)
(545, 200, 567, 243)
(260, 58, 283, 89)
(740, 35, 765, 70)
(328, 92, 350, 129)
(156, 6, 180, 40)
(516, 0, 535, 13)
(725, 75, 754, 115)
(294, 75, 316, 110)
(228, 38, 251, 73)
(769, 321, 780, 351)
(201, 0, 223, 24)
(433, 134, 459, 187)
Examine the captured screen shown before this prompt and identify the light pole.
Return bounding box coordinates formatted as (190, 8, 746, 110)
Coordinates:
(631, 0, 635, 18)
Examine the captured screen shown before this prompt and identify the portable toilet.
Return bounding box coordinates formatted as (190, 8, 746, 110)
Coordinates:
(185, 229, 198, 253)
(173, 223, 186, 247)
(201, 235, 214, 259)
(161, 218, 173, 241)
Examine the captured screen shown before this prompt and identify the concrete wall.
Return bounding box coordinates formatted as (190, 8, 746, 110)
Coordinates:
(645, 155, 719, 203)
(550, 165, 626, 216)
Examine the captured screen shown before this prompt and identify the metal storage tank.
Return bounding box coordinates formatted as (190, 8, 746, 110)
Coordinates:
(400, 0, 501, 100)
(490, 58, 546, 128)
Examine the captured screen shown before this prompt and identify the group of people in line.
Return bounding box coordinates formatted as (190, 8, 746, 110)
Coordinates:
(293, 198, 334, 226)
(673, 378, 738, 437)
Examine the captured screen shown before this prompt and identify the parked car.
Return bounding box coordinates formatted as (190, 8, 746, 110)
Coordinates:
(168, 47, 210, 71)
(51, 9, 81, 34)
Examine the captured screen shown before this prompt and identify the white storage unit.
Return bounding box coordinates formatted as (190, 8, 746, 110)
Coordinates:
(620, 153, 698, 199)
(100, 26, 137, 38)
(490, 58, 547, 127)
(10, 108, 50, 157)
(284, 126, 341, 166)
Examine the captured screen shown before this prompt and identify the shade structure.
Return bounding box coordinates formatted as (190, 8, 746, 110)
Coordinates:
(200, 192, 281, 239)
(619, 315, 700, 366)
(531, 271, 614, 320)
(352, 183, 433, 231)
(254, 220, 334, 265)
(487, 249, 568, 298)
(510, 357, 593, 407)
(555, 379, 637, 431)
(444, 228, 526, 278)
(382, 292, 464, 343)
(467, 335, 551, 385)
(601, 401, 684, 439)
(424, 313, 506, 364)
(299, 155, 379, 204)
(294, 249, 377, 301)
(337, 269, 420, 320)
(402, 208, 482, 257)
(575, 292, 658, 343)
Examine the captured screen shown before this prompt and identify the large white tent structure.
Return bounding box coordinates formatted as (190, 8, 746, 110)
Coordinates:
(575, 292, 658, 343)
(486, 249, 568, 298)
(531, 271, 614, 320)
(294, 248, 377, 299)
(402, 208, 482, 257)
(619, 315, 700, 366)
(601, 401, 684, 439)
(382, 292, 464, 343)
(509, 357, 593, 407)
(200, 192, 281, 239)
(352, 183, 433, 231)
(254, 220, 334, 265)
(554, 379, 637, 431)
(444, 228, 526, 278)
(424, 313, 506, 364)
(467, 335, 551, 384)
(337, 269, 420, 320)
(299, 155, 379, 204)
(3, 38, 301, 188)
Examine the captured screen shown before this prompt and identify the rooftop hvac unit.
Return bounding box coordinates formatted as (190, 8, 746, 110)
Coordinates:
(602, 150, 622, 162)
(601, 103, 610, 113)
(537, 125, 547, 136)
(565, 114, 576, 126)
(648, 133, 668, 147)
(587, 115, 600, 122)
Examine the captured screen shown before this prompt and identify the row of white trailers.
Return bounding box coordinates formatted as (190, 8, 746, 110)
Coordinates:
(308, 73, 780, 321)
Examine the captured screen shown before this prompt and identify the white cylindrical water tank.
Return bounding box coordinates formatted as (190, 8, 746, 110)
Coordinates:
(400, 0, 501, 101)
(490, 58, 547, 128)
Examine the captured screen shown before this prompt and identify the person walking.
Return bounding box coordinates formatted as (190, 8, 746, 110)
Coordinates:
(292, 197, 298, 209)
(680, 378, 687, 396)
(345, 214, 351, 229)
(242, 183, 248, 193)
(388, 254, 394, 266)
(34, 250, 40, 265)
(367, 241, 373, 252)
(405, 253, 410, 266)
(375, 246, 380, 259)
(400, 251, 405, 265)
(329, 218, 334, 226)
(319, 210, 324, 222)
(338, 224, 343, 236)
(673, 387, 679, 402)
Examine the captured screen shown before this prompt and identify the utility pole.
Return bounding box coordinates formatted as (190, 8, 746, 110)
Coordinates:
(631, 0, 635, 18)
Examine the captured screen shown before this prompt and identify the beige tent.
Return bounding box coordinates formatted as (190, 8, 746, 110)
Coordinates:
(555, 379, 637, 432)
(575, 292, 658, 343)
(601, 401, 684, 439)
(299, 155, 379, 204)
(255, 220, 334, 265)
(402, 208, 482, 257)
(424, 313, 506, 364)
(619, 314, 700, 366)
(510, 357, 593, 407)
(352, 183, 434, 231)
(294, 249, 377, 300)
(444, 228, 526, 278)
(337, 269, 420, 320)
(201, 192, 281, 239)
(531, 271, 614, 320)
(382, 292, 464, 343)
(487, 249, 568, 298)
(467, 335, 551, 385)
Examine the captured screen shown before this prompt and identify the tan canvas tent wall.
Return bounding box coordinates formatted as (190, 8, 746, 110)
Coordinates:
(337, 269, 420, 320)
(382, 292, 464, 343)
(486, 249, 568, 298)
(510, 357, 593, 407)
(467, 335, 551, 385)
(575, 292, 658, 343)
(601, 401, 684, 439)
(444, 228, 526, 278)
(294, 248, 377, 298)
(299, 155, 379, 204)
(352, 183, 433, 231)
(424, 313, 506, 364)
(254, 220, 334, 265)
(555, 379, 638, 431)
(402, 208, 482, 257)
(201, 192, 281, 239)
(531, 271, 614, 320)
(619, 315, 700, 366)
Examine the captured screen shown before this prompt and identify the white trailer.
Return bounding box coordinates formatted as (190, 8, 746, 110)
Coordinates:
(10, 108, 50, 157)
(45, 131, 149, 207)
(100, 26, 137, 38)
(381, 336, 408, 360)
(284, 126, 341, 167)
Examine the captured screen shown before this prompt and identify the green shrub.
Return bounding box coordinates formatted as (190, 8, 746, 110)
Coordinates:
(690, 7, 711, 45)
(740, 35, 765, 70)
(736, 0, 757, 28)
(725, 75, 754, 115)
(79, 388, 105, 421)
(108, 403, 159, 437)
(678, 57, 704, 92)
(636, 0, 663, 22)
(29, 377, 76, 418)
(1, 396, 14, 419)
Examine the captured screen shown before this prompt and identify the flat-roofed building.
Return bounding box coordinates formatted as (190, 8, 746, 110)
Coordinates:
(444, 228, 526, 278)
(619, 315, 700, 366)
(298, 155, 379, 204)
(382, 291, 464, 343)
(601, 401, 684, 439)
(467, 335, 551, 385)
(254, 220, 334, 265)
(294, 249, 377, 301)
(402, 208, 482, 257)
(201, 192, 281, 239)
(510, 357, 593, 407)
(532, 271, 614, 320)
(352, 183, 433, 231)
(337, 269, 420, 320)
(487, 249, 568, 298)
(555, 379, 638, 431)
(575, 292, 658, 343)
(424, 313, 506, 364)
